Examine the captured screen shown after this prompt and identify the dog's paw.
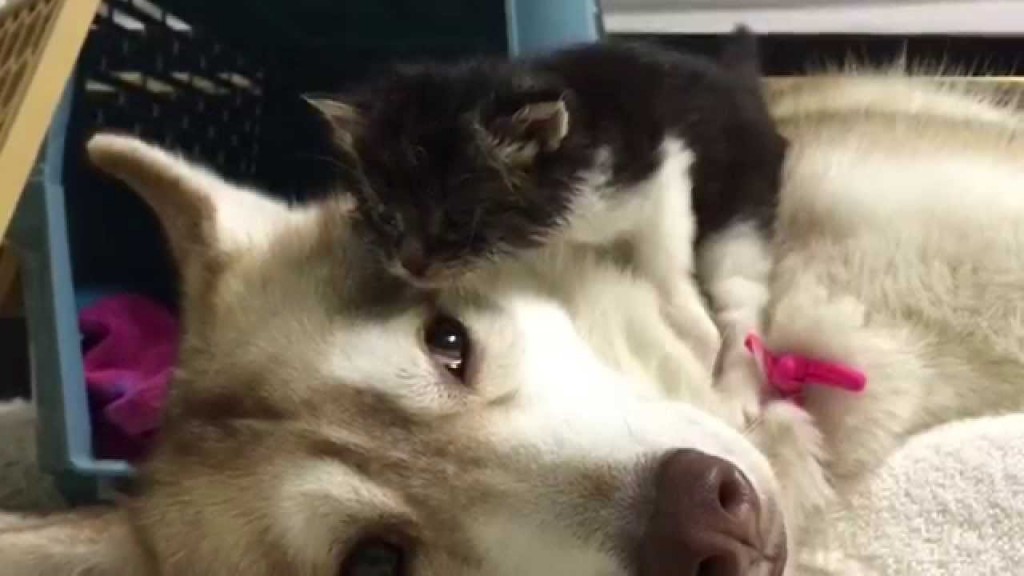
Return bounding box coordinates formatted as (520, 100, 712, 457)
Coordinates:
(770, 280, 868, 352)
(818, 294, 867, 337)
(748, 401, 833, 547)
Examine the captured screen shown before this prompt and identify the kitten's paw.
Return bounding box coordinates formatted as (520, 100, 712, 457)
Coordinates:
(715, 356, 762, 428)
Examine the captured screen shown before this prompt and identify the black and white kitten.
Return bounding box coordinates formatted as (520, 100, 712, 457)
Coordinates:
(311, 29, 785, 413)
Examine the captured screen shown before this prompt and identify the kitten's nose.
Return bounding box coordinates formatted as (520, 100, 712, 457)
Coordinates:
(398, 239, 428, 277)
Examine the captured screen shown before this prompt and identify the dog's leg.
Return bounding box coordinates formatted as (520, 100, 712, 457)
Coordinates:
(699, 222, 772, 426)
(748, 400, 833, 573)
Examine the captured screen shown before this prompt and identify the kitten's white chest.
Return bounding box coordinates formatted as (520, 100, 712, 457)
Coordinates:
(564, 137, 697, 272)
(561, 137, 720, 382)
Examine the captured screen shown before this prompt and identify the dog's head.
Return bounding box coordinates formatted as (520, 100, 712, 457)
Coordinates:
(0, 135, 785, 576)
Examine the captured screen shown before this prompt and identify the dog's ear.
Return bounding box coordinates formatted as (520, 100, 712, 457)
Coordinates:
(0, 509, 148, 575)
(718, 25, 763, 86)
(87, 133, 293, 295)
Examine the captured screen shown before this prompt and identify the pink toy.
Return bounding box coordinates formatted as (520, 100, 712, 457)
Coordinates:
(745, 332, 866, 405)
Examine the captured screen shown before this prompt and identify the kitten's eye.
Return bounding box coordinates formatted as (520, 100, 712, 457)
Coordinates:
(341, 538, 408, 576)
(375, 210, 401, 233)
(423, 314, 470, 380)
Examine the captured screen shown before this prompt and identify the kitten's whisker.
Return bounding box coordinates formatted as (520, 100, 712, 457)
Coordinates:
(301, 153, 362, 182)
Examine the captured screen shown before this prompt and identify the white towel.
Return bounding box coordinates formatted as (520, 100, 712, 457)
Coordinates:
(798, 414, 1024, 575)
(0, 400, 64, 512)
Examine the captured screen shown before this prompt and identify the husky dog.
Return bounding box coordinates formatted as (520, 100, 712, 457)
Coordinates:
(0, 134, 789, 576)
(3, 74, 1024, 576)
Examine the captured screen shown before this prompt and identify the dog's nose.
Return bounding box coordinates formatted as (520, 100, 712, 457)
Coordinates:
(639, 449, 785, 576)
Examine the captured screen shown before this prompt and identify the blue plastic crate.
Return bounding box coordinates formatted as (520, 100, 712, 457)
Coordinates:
(8, 0, 601, 503)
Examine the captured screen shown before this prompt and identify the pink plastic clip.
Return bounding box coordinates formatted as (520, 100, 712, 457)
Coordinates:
(745, 333, 866, 404)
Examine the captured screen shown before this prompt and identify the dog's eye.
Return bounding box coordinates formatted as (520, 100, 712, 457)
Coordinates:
(341, 538, 407, 576)
(423, 314, 470, 379)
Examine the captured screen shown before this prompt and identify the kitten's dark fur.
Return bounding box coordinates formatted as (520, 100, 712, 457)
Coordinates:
(311, 30, 786, 282)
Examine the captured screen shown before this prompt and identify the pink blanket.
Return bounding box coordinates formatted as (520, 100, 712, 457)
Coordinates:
(79, 294, 178, 461)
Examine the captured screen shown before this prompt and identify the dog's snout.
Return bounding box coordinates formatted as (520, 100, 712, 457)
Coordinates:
(639, 449, 785, 576)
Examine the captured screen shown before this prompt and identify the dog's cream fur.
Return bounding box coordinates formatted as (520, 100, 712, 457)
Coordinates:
(764, 76, 1024, 567)
(2, 74, 1024, 576)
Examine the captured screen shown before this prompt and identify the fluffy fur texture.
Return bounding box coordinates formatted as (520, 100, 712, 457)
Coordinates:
(313, 30, 787, 387)
(762, 73, 1024, 529)
(312, 33, 783, 281)
(0, 133, 786, 576)
(2, 72, 1024, 576)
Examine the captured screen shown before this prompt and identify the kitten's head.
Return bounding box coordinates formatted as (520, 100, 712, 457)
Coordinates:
(309, 62, 579, 285)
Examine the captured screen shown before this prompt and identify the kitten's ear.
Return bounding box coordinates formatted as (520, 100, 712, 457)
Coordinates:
(482, 95, 570, 165)
(718, 25, 763, 85)
(304, 95, 364, 150)
(507, 99, 570, 152)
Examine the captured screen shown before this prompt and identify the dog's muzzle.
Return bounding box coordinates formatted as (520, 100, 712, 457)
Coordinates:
(638, 449, 786, 576)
